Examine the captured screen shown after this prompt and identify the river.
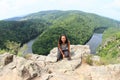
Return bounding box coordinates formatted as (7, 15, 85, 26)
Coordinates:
(86, 33, 103, 54)
(22, 33, 103, 54)
(21, 38, 36, 54)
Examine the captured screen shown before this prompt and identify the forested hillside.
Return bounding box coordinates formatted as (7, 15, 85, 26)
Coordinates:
(31, 10, 120, 55)
(97, 27, 120, 64)
(0, 10, 119, 55)
(0, 19, 50, 50)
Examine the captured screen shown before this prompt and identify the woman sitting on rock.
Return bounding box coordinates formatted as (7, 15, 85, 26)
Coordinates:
(57, 34, 71, 61)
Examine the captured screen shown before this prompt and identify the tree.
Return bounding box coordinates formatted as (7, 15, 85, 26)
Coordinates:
(5, 40, 20, 55)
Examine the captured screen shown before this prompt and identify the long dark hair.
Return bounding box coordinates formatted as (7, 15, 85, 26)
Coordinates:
(58, 34, 69, 45)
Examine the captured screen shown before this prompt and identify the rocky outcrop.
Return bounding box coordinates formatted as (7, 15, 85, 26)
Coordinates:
(48, 45, 90, 59)
(0, 54, 42, 80)
(0, 53, 13, 66)
(0, 45, 120, 80)
(75, 64, 120, 80)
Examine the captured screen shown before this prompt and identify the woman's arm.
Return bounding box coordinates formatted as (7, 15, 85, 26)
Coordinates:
(68, 41, 71, 58)
(58, 42, 65, 58)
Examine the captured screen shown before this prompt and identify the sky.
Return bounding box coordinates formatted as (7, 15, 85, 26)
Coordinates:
(0, 0, 120, 21)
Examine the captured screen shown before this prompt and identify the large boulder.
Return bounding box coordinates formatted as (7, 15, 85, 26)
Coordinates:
(2, 45, 120, 80)
(0, 54, 42, 80)
(48, 45, 91, 59)
(45, 56, 57, 63)
(80, 64, 120, 80)
(0, 53, 13, 67)
(25, 54, 57, 63)
(0, 45, 90, 80)
(45, 58, 82, 73)
(15, 56, 42, 80)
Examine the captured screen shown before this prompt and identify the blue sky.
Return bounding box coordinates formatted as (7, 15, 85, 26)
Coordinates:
(0, 0, 120, 20)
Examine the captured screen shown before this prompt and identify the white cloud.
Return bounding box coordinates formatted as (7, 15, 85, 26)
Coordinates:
(0, 0, 44, 19)
(112, 0, 120, 7)
(0, 0, 119, 20)
(97, 0, 120, 20)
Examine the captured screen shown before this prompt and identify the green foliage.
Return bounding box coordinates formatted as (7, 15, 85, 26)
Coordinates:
(5, 40, 20, 55)
(85, 55, 93, 65)
(0, 49, 6, 54)
(0, 20, 50, 50)
(97, 27, 120, 64)
(32, 11, 119, 55)
(32, 15, 94, 55)
(17, 44, 28, 57)
(0, 10, 120, 56)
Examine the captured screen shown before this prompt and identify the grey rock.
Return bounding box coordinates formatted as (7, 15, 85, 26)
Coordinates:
(49, 45, 90, 59)
(18, 60, 41, 80)
(45, 56, 57, 63)
(1, 45, 120, 80)
(0, 53, 13, 66)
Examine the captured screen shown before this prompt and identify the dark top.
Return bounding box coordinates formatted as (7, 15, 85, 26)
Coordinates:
(60, 43, 68, 51)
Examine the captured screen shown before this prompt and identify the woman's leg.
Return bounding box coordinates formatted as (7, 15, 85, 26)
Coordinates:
(64, 51, 71, 60)
(64, 51, 69, 57)
(57, 48, 63, 61)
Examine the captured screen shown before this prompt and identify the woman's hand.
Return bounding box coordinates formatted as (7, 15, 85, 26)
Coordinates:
(62, 54, 65, 58)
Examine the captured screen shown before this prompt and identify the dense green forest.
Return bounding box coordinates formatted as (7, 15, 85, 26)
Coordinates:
(0, 10, 119, 55)
(0, 19, 50, 50)
(31, 10, 120, 55)
(97, 27, 120, 64)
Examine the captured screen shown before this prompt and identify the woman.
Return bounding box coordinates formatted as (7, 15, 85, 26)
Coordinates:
(57, 34, 71, 61)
